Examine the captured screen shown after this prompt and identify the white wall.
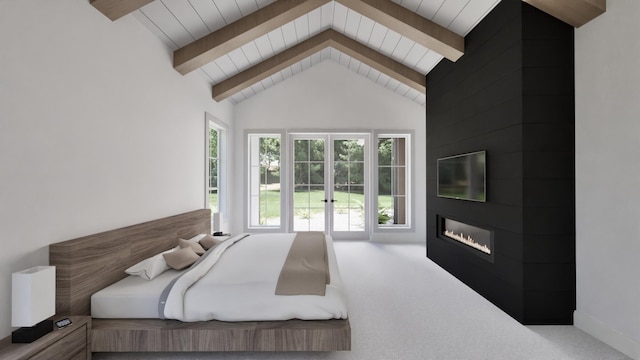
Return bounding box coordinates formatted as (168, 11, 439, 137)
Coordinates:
(233, 61, 426, 241)
(575, 1, 640, 358)
(0, 0, 233, 339)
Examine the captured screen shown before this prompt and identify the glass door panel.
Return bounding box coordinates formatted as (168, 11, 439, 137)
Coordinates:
(293, 139, 326, 232)
(332, 138, 366, 233)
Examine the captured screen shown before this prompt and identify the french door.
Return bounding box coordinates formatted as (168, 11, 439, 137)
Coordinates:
(290, 133, 369, 239)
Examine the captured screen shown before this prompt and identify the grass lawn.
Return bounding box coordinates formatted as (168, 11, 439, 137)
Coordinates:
(211, 190, 393, 224)
(262, 190, 392, 220)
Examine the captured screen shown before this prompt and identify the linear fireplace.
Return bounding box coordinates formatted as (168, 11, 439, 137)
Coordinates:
(438, 216, 493, 262)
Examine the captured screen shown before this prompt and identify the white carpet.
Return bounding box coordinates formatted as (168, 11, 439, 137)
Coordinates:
(94, 241, 630, 360)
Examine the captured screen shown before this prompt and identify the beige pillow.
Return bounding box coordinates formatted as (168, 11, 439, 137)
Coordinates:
(199, 234, 224, 250)
(185, 233, 207, 242)
(178, 238, 205, 255)
(163, 247, 200, 270)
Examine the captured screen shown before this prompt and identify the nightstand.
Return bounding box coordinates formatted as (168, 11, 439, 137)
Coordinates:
(0, 316, 91, 360)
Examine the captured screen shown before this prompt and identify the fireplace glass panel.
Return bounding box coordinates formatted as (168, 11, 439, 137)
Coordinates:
(442, 218, 492, 256)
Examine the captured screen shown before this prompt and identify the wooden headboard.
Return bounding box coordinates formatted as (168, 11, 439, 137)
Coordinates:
(49, 209, 211, 315)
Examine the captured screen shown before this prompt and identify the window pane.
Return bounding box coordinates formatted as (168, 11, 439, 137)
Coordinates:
(349, 185, 365, 202)
(394, 196, 407, 225)
(334, 162, 348, 186)
(209, 159, 218, 188)
(294, 163, 309, 185)
(209, 189, 218, 212)
(350, 139, 365, 162)
(392, 166, 406, 196)
(208, 126, 220, 215)
(249, 135, 280, 227)
(209, 128, 218, 158)
(378, 167, 392, 195)
(378, 195, 392, 223)
(294, 185, 310, 208)
(309, 163, 324, 184)
(309, 139, 324, 161)
(377, 135, 409, 228)
(378, 138, 392, 165)
(334, 139, 364, 162)
(349, 163, 364, 185)
(334, 140, 347, 161)
(294, 140, 308, 161)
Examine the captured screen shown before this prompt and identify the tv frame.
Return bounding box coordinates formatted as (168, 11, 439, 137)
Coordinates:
(437, 150, 486, 202)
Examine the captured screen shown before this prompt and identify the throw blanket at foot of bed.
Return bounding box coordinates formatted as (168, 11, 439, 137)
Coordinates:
(275, 231, 329, 296)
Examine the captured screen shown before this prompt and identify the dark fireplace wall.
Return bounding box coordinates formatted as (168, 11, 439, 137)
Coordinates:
(426, 1, 575, 324)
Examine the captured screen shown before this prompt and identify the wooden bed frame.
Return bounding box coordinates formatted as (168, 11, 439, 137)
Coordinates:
(49, 209, 351, 353)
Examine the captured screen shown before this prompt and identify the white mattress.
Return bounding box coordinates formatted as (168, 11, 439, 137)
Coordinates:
(91, 269, 183, 318)
(91, 233, 348, 321)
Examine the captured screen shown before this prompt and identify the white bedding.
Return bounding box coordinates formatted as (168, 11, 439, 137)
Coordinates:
(91, 268, 184, 318)
(91, 233, 348, 321)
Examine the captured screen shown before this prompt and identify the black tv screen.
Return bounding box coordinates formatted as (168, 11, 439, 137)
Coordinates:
(437, 151, 486, 202)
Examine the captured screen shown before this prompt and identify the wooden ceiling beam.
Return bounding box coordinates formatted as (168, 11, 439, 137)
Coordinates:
(329, 30, 426, 94)
(522, 0, 606, 28)
(90, 0, 154, 21)
(212, 29, 426, 102)
(174, 0, 331, 75)
(212, 30, 333, 102)
(335, 0, 464, 62)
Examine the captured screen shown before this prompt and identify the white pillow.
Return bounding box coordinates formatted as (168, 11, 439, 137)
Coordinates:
(125, 247, 177, 280)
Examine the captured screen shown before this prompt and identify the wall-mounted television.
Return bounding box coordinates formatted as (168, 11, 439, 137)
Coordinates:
(437, 151, 486, 202)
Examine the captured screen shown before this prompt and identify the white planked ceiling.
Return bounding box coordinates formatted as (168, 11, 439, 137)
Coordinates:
(133, 0, 501, 105)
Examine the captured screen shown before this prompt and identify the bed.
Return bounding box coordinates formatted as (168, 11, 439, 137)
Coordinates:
(49, 209, 351, 353)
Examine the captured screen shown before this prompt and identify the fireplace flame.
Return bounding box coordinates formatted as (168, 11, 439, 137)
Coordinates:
(444, 230, 491, 255)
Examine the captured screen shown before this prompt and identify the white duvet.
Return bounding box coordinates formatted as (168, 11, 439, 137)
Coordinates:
(157, 233, 347, 322)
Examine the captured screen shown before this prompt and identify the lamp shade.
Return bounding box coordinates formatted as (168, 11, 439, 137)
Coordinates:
(11, 266, 56, 327)
(212, 212, 221, 232)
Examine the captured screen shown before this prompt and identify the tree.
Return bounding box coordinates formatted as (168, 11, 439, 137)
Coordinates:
(294, 139, 324, 188)
(259, 137, 280, 184)
(334, 139, 365, 194)
(377, 138, 393, 194)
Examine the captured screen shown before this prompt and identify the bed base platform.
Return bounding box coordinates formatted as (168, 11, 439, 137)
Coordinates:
(49, 209, 352, 353)
(92, 318, 351, 352)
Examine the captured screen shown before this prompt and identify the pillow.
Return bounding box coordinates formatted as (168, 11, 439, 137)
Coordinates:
(186, 233, 207, 243)
(125, 247, 176, 280)
(163, 247, 200, 270)
(178, 238, 206, 255)
(199, 234, 224, 250)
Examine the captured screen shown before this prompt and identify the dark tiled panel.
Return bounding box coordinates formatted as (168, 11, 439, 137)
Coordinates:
(426, 0, 575, 325)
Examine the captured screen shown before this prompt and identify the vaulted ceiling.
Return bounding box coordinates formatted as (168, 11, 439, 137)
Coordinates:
(90, 0, 605, 106)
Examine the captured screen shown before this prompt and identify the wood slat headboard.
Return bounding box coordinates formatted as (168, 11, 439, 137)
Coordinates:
(49, 209, 211, 315)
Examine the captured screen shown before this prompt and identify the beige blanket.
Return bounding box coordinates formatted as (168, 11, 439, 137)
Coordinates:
(275, 232, 329, 296)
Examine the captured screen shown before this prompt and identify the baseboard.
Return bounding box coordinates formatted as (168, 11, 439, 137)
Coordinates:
(574, 310, 640, 359)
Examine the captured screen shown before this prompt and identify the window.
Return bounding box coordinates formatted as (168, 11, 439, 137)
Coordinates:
(208, 127, 219, 213)
(377, 134, 411, 228)
(248, 134, 281, 228)
(206, 115, 226, 230)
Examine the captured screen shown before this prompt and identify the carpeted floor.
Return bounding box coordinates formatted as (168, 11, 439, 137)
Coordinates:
(95, 241, 630, 360)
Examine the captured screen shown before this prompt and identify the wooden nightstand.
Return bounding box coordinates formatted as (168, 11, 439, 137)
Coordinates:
(0, 316, 91, 360)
